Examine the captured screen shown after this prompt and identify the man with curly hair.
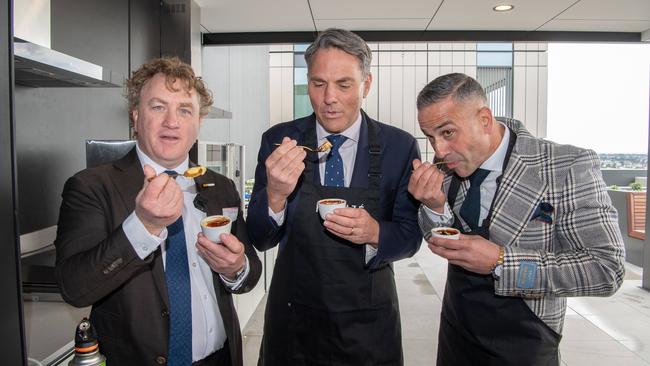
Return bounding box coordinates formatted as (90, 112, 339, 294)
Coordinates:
(55, 57, 261, 366)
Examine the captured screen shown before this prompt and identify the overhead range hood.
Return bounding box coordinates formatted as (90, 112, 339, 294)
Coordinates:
(14, 38, 123, 88)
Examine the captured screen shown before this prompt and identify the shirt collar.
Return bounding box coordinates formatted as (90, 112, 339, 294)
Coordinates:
(135, 142, 189, 174)
(316, 111, 362, 144)
(480, 122, 510, 174)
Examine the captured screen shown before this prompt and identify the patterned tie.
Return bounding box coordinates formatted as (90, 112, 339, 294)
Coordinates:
(459, 168, 491, 231)
(163, 170, 192, 366)
(324, 134, 348, 187)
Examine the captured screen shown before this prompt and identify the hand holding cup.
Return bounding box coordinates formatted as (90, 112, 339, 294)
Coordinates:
(317, 198, 347, 220)
(200, 215, 232, 243)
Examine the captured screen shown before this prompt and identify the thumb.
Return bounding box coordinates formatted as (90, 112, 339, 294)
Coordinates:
(143, 164, 156, 183)
(412, 158, 422, 170)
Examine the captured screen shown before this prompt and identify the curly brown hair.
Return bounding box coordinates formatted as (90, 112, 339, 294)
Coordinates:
(126, 56, 214, 119)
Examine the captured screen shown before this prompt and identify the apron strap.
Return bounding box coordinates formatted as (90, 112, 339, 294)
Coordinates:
(364, 113, 382, 191)
(301, 119, 320, 184)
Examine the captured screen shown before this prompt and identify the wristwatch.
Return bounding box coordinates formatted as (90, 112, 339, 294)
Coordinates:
(491, 246, 505, 281)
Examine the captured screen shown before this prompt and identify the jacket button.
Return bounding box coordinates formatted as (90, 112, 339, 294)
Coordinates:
(156, 356, 167, 364)
(161, 309, 169, 317)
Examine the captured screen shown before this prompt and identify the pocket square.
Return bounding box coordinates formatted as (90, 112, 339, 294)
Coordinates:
(530, 202, 554, 224)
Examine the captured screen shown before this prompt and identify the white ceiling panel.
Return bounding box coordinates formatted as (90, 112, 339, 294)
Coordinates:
(310, 0, 442, 20)
(315, 18, 431, 31)
(196, 0, 650, 37)
(539, 19, 650, 33)
(428, 0, 577, 31)
(199, 0, 313, 32)
(558, 0, 650, 22)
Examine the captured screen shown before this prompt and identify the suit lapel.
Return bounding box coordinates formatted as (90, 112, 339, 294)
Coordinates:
(489, 147, 548, 248)
(193, 169, 236, 334)
(193, 172, 222, 215)
(111, 148, 144, 213)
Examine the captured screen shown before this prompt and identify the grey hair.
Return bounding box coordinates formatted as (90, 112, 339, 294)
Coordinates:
(416, 73, 487, 110)
(304, 28, 372, 77)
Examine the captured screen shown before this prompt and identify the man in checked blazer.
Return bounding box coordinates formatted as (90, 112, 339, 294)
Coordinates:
(408, 73, 625, 365)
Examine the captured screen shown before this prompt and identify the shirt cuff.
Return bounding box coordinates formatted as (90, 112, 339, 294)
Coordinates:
(123, 211, 165, 260)
(423, 202, 453, 222)
(219, 255, 250, 291)
(365, 244, 378, 264)
(268, 205, 286, 226)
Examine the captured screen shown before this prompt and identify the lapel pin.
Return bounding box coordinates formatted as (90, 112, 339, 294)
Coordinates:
(201, 183, 215, 188)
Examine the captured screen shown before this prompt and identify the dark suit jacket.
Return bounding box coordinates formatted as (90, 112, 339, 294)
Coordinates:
(54, 148, 262, 366)
(247, 111, 422, 268)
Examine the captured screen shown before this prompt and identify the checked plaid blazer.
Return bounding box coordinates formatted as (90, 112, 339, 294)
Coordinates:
(419, 117, 625, 334)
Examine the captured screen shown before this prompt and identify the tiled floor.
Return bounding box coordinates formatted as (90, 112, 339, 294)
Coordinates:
(241, 245, 650, 365)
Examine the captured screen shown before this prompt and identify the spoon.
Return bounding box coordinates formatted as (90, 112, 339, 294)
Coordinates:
(273, 140, 333, 153)
(412, 161, 450, 173)
(147, 166, 207, 182)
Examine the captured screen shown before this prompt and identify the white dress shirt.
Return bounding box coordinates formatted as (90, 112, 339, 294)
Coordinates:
(269, 112, 378, 261)
(122, 143, 249, 361)
(424, 123, 510, 226)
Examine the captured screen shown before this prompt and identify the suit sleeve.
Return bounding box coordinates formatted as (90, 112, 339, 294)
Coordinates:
(223, 178, 262, 294)
(54, 174, 152, 307)
(495, 149, 625, 298)
(370, 137, 423, 267)
(246, 131, 287, 251)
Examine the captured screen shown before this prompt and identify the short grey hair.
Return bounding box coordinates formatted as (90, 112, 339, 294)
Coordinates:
(304, 28, 372, 77)
(416, 73, 487, 110)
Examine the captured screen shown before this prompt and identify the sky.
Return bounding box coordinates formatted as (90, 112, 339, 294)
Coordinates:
(547, 43, 650, 154)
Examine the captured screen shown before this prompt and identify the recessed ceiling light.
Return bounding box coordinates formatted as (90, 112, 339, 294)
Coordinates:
(493, 4, 514, 12)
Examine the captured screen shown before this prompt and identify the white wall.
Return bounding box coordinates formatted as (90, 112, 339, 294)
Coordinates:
(269, 44, 295, 125)
(201, 45, 270, 181)
(513, 42, 548, 137)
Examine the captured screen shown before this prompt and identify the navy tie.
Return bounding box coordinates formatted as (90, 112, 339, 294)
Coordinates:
(459, 168, 491, 231)
(324, 135, 348, 187)
(163, 170, 192, 366)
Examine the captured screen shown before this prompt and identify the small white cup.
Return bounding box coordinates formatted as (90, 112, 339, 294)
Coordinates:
(430, 227, 460, 240)
(200, 215, 232, 243)
(317, 198, 347, 220)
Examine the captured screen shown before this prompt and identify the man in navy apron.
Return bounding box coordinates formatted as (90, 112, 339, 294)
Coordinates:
(247, 29, 422, 366)
(408, 73, 625, 365)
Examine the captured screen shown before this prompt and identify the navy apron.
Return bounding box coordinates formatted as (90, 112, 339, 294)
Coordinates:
(437, 130, 561, 366)
(259, 118, 402, 366)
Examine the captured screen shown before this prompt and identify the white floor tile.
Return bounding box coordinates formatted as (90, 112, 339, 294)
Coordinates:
(620, 339, 650, 363)
(562, 315, 617, 342)
(582, 314, 650, 342)
(561, 340, 650, 366)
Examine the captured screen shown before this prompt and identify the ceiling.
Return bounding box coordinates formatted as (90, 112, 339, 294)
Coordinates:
(196, 0, 650, 40)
